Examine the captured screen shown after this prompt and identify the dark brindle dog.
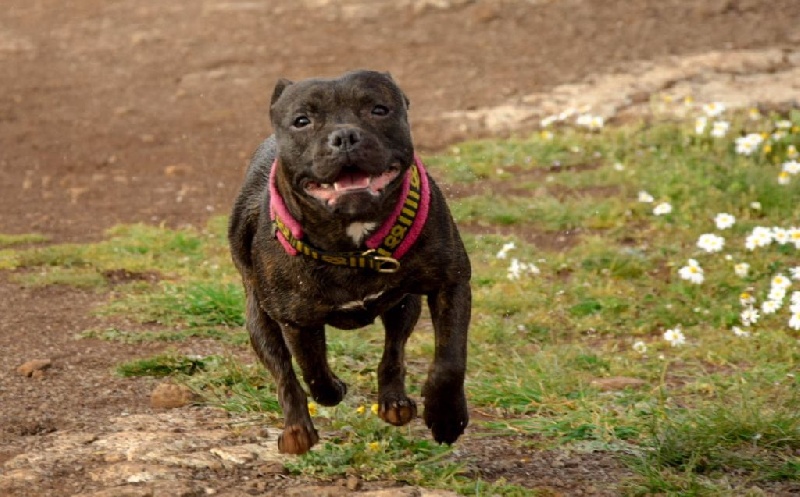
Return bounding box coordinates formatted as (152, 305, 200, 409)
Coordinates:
(228, 70, 471, 454)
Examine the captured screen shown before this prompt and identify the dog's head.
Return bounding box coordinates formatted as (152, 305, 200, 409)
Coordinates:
(269, 70, 413, 220)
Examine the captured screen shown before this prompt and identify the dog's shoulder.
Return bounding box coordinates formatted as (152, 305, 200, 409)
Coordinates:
(228, 136, 277, 273)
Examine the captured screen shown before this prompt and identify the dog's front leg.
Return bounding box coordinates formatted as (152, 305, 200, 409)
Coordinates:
(377, 294, 422, 426)
(281, 325, 348, 407)
(245, 287, 318, 454)
(422, 282, 471, 444)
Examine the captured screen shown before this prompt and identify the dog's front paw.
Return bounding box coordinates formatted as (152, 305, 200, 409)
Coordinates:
(422, 384, 468, 444)
(378, 393, 417, 426)
(278, 423, 319, 455)
(309, 376, 347, 407)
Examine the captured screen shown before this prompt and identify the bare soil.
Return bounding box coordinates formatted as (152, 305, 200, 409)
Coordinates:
(2, 1, 800, 495)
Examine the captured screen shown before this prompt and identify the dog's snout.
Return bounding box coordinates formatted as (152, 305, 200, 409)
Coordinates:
(328, 128, 362, 152)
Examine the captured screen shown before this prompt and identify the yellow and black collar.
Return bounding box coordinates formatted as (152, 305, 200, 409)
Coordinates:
(269, 156, 431, 273)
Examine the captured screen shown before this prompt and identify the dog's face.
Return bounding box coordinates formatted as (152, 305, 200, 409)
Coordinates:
(269, 70, 414, 219)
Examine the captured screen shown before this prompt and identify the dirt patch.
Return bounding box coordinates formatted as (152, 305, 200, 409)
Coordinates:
(2, 0, 800, 495)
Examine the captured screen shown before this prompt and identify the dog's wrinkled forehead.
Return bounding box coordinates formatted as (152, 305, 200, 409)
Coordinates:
(269, 70, 409, 127)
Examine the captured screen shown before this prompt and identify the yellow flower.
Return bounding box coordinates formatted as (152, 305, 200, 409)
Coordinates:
(356, 405, 366, 415)
(308, 402, 318, 416)
(540, 130, 554, 141)
(748, 108, 761, 120)
(371, 403, 379, 415)
(763, 144, 772, 154)
(683, 95, 694, 105)
(367, 441, 382, 452)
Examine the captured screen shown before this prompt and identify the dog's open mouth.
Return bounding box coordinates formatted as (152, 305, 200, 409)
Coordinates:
(305, 166, 401, 205)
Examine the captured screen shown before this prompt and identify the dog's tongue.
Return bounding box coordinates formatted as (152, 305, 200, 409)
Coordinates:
(334, 170, 371, 191)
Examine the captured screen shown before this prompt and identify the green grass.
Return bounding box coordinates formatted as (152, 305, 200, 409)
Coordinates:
(0, 233, 49, 247)
(3, 107, 800, 495)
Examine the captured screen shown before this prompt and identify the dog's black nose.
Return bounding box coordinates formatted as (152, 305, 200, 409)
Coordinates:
(328, 128, 362, 153)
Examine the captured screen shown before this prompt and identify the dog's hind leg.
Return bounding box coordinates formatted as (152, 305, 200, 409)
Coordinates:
(281, 325, 348, 407)
(245, 286, 318, 454)
(377, 294, 422, 426)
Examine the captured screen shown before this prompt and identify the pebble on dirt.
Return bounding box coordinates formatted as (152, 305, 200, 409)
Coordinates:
(16, 359, 52, 378)
(150, 382, 196, 409)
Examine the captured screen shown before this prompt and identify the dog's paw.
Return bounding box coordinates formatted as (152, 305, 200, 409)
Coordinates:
(310, 376, 347, 407)
(278, 424, 319, 455)
(378, 394, 417, 426)
(423, 386, 468, 444)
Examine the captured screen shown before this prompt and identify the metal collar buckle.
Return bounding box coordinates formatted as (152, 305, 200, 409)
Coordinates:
(362, 249, 400, 274)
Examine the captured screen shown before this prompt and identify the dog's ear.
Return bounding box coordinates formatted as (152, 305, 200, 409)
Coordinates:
(381, 71, 410, 110)
(271, 78, 294, 106)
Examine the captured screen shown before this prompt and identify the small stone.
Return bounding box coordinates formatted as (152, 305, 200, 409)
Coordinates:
(164, 164, 193, 177)
(16, 359, 51, 377)
(256, 461, 286, 476)
(346, 475, 361, 491)
(150, 383, 195, 409)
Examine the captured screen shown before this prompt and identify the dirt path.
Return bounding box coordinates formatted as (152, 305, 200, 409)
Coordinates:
(2, 1, 800, 495)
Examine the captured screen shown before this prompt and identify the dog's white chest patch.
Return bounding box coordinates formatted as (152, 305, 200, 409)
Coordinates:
(339, 291, 384, 311)
(346, 222, 377, 245)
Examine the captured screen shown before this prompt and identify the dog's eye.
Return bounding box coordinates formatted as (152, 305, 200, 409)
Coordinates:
(292, 116, 311, 128)
(371, 105, 390, 117)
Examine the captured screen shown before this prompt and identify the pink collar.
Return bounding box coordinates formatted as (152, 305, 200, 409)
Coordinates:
(269, 155, 430, 264)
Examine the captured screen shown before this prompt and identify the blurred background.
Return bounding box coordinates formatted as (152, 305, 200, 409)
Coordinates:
(2, 0, 799, 240)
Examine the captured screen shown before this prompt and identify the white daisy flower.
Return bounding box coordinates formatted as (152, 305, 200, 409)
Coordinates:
(613, 162, 625, 171)
(762, 299, 781, 315)
(792, 291, 800, 305)
(735, 133, 764, 156)
(745, 226, 773, 250)
(775, 119, 793, 129)
(638, 191, 654, 203)
(783, 160, 800, 175)
(789, 227, 800, 249)
(663, 327, 686, 347)
(779, 171, 791, 185)
(772, 274, 792, 290)
(772, 131, 787, 141)
(576, 114, 604, 130)
(787, 145, 799, 159)
(773, 228, 790, 245)
(653, 202, 672, 216)
(732, 326, 751, 338)
(679, 259, 704, 284)
(711, 120, 730, 138)
(540, 115, 558, 128)
(789, 313, 800, 331)
(507, 259, 540, 280)
(741, 307, 760, 326)
(697, 233, 725, 253)
(695, 116, 708, 134)
(768, 286, 787, 302)
(702, 102, 726, 117)
(734, 262, 750, 277)
(750, 201, 762, 210)
(714, 213, 735, 230)
(740, 292, 756, 306)
(633, 340, 647, 353)
(790, 267, 800, 280)
(496, 242, 516, 260)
